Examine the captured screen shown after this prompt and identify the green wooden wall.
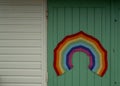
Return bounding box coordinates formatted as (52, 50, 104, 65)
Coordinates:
(47, 0, 120, 86)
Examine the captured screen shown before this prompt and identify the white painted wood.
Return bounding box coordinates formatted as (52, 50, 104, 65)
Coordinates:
(0, 25, 42, 32)
(0, 6, 42, 10)
(0, 84, 42, 86)
(0, 62, 41, 69)
(0, 19, 41, 24)
(0, 0, 47, 86)
(0, 40, 42, 47)
(0, 55, 42, 62)
(0, 33, 42, 39)
(0, 76, 42, 83)
(0, 48, 41, 54)
(0, 69, 42, 76)
(0, 0, 43, 5)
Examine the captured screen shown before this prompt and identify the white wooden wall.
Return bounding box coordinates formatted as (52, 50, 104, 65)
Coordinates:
(0, 0, 47, 86)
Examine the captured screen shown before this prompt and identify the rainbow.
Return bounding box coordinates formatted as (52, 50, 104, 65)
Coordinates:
(54, 31, 108, 77)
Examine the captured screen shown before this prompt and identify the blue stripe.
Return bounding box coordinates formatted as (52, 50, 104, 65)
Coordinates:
(62, 41, 99, 71)
(66, 45, 95, 70)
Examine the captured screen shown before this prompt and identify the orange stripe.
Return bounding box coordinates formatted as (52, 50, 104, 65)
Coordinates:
(55, 32, 106, 75)
(81, 33, 106, 73)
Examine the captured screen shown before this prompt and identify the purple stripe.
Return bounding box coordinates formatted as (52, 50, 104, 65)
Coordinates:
(68, 48, 93, 69)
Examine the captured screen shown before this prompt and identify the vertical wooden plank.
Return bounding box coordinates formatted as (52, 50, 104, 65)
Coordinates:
(110, 0, 115, 85)
(102, 2, 111, 86)
(57, 7, 65, 86)
(118, 10, 120, 84)
(101, 7, 106, 86)
(53, 8, 58, 86)
(115, 7, 120, 83)
(114, 7, 117, 85)
(114, 10, 118, 86)
(64, 7, 73, 86)
(102, 5, 110, 86)
(79, 8, 88, 86)
(113, 2, 118, 85)
(87, 8, 95, 86)
(106, 5, 111, 86)
(104, 1, 111, 84)
(48, 7, 54, 86)
(94, 8, 102, 86)
(72, 7, 80, 86)
(115, 7, 119, 85)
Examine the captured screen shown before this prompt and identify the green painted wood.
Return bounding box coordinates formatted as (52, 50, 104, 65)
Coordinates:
(94, 8, 102, 86)
(79, 8, 88, 86)
(57, 8, 65, 86)
(48, 6, 54, 86)
(48, 0, 113, 86)
(110, 0, 115, 86)
(48, 1, 106, 7)
(112, 1, 120, 85)
(118, 10, 120, 85)
(72, 8, 80, 86)
(102, 6, 111, 86)
(53, 8, 58, 86)
(87, 8, 95, 86)
(107, 1, 120, 86)
(64, 8, 72, 86)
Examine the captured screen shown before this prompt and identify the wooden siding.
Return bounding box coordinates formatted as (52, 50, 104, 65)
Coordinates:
(47, 0, 116, 86)
(111, 0, 120, 85)
(0, 0, 47, 86)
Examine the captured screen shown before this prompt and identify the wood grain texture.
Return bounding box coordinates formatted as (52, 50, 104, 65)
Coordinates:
(0, 0, 46, 86)
(48, 0, 112, 86)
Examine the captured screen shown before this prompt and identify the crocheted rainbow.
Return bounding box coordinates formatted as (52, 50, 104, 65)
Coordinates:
(54, 31, 107, 77)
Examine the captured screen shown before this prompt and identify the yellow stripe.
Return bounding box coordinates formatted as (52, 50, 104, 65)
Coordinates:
(57, 33, 105, 74)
